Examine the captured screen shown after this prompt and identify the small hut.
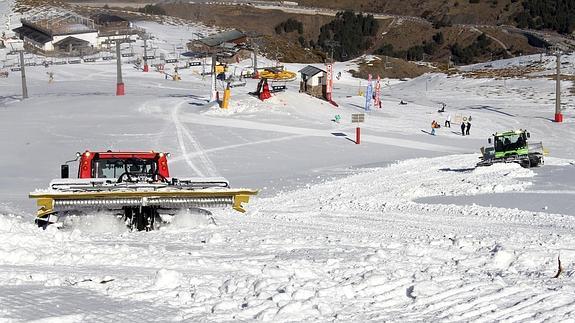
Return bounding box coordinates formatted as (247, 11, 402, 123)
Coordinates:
(298, 65, 326, 98)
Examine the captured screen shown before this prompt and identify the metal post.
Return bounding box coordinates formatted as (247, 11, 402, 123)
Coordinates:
(384, 55, 388, 71)
(555, 51, 563, 122)
(211, 54, 217, 102)
(19, 51, 28, 99)
(202, 56, 205, 80)
(116, 41, 124, 96)
(253, 45, 258, 78)
(143, 37, 149, 72)
(330, 47, 334, 63)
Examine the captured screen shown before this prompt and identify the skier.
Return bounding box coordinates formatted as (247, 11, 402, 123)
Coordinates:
(431, 120, 439, 135)
(438, 103, 445, 113)
(47, 71, 54, 83)
(466, 121, 471, 135)
(445, 114, 451, 128)
(461, 122, 466, 136)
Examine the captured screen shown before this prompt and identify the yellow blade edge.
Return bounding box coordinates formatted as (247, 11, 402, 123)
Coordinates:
(29, 189, 258, 217)
(36, 197, 55, 218)
(233, 194, 251, 213)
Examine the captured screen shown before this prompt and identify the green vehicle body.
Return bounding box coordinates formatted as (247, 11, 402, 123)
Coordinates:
(492, 130, 529, 159)
(478, 129, 544, 168)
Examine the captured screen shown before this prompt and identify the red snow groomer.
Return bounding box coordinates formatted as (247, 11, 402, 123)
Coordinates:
(29, 150, 257, 231)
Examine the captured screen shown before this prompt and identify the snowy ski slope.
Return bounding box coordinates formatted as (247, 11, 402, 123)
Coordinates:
(1, 8, 575, 322)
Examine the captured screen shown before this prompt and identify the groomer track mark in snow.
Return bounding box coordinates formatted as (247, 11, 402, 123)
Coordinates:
(171, 101, 219, 177)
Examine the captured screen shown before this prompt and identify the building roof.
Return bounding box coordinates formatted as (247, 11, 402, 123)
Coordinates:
(13, 25, 52, 44)
(65, 23, 93, 33)
(20, 6, 97, 36)
(298, 65, 325, 77)
(199, 29, 246, 47)
(90, 13, 128, 25)
(53, 36, 90, 46)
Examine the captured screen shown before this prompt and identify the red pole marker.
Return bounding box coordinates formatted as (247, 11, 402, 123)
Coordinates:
(116, 83, 125, 96)
(356, 127, 361, 144)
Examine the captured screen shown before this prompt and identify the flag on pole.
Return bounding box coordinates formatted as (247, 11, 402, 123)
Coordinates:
(375, 75, 381, 109)
(365, 74, 373, 111)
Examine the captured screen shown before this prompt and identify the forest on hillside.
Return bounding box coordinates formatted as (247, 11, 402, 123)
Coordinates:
(515, 0, 575, 34)
(316, 11, 378, 61)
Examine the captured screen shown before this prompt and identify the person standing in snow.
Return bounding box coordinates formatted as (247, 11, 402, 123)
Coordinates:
(461, 122, 466, 136)
(431, 120, 439, 135)
(445, 114, 451, 128)
(466, 121, 471, 135)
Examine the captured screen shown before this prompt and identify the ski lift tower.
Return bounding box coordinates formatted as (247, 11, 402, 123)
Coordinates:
(252, 43, 259, 78)
(246, 32, 262, 78)
(324, 40, 340, 63)
(9, 40, 28, 99)
(113, 36, 131, 96)
(210, 53, 217, 102)
(210, 51, 226, 102)
(552, 46, 564, 122)
(142, 33, 151, 72)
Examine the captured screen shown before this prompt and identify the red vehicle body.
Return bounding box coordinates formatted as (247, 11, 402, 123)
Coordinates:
(31, 150, 257, 231)
(77, 151, 170, 179)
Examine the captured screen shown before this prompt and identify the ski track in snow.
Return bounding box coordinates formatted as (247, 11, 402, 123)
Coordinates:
(171, 101, 219, 177)
(173, 112, 465, 155)
(171, 133, 308, 161)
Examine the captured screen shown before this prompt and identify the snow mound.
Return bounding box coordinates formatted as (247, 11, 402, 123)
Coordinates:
(265, 154, 535, 216)
(202, 95, 289, 116)
(162, 209, 215, 231)
(62, 213, 126, 234)
(153, 269, 182, 290)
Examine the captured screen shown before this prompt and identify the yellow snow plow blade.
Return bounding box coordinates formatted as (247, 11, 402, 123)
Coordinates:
(29, 189, 258, 218)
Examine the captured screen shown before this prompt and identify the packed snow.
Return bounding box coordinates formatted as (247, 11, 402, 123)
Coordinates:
(1, 8, 575, 322)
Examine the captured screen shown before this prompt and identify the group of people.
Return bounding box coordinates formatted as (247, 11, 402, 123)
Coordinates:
(461, 121, 471, 136)
(432, 104, 472, 136)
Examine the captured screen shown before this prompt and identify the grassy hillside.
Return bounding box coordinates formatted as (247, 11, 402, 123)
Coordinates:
(49, 0, 559, 78)
(296, 0, 523, 25)
(160, 3, 543, 65)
